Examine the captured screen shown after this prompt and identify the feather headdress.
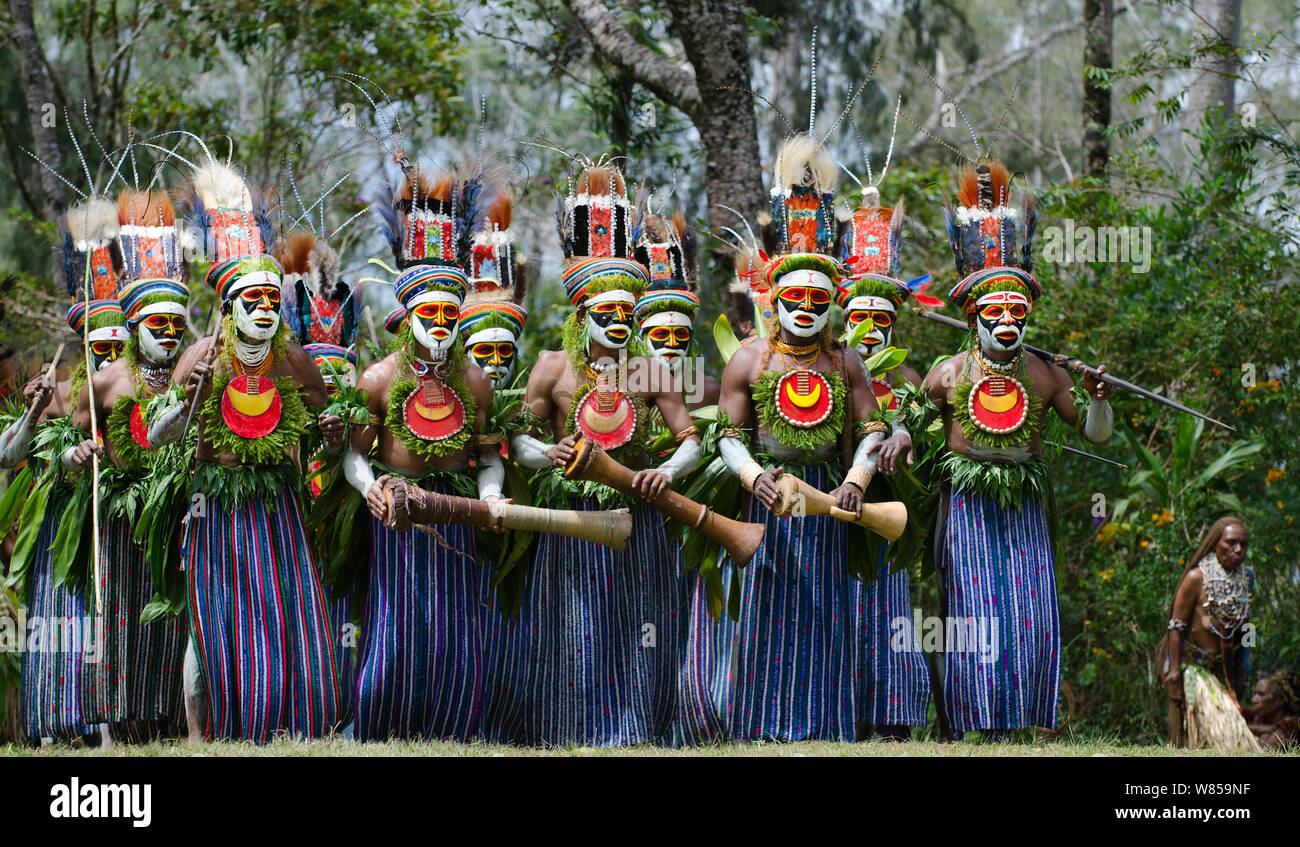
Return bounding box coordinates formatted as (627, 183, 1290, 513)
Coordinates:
(945, 161, 1040, 310)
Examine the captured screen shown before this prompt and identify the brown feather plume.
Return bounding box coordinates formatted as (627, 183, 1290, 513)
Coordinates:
(957, 161, 1011, 209)
(278, 230, 317, 276)
(117, 190, 175, 227)
(576, 166, 626, 198)
(485, 192, 512, 230)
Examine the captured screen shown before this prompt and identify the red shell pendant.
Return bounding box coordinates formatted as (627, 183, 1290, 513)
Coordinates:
(220, 374, 283, 438)
(129, 402, 152, 450)
(775, 370, 834, 428)
(403, 378, 466, 442)
(575, 385, 636, 450)
(967, 374, 1028, 435)
(871, 377, 898, 412)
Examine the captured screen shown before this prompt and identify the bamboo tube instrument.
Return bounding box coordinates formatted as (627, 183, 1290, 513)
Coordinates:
(770, 473, 908, 541)
(563, 436, 766, 567)
(382, 477, 633, 551)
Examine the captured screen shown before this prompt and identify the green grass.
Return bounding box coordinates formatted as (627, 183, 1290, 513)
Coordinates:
(4, 737, 1293, 757)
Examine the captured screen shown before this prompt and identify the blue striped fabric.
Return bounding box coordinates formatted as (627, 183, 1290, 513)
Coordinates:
(730, 465, 857, 741)
(852, 555, 932, 727)
(323, 585, 355, 726)
(481, 501, 681, 746)
(353, 507, 487, 742)
(20, 487, 94, 740)
(940, 487, 1059, 731)
(83, 508, 187, 733)
(184, 477, 341, 742)
(676, 560, 739, 745)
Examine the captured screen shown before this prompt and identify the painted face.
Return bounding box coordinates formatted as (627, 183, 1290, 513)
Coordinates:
(584, 293, 636, 350)
(137, 310, 186, 364)
(974, 292, 1030, 354)
(844, 295, 896, 357)
(468, 340, 516, 387)
(234, 284, 282, 342)
(409, 294, 461, 356)
(776, 283, 832, 338)
(89, 339, 125, 370)
(640, 311, 693, 369)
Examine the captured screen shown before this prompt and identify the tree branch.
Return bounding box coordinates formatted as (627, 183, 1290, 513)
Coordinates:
(561, 0, 701, 114)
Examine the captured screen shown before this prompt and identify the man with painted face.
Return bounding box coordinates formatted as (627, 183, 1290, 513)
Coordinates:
(146, 253, 347, 743)
(66, 274, 192, 740)
(834, 190, 932, 740)
(681, 134, 886, 743)
(633, 211, 719, 410)
(0, 301, 126, 744)
(459, 302, 526, 390)
(484, 161, 700, 747)
(342, 263, 501, 742)
(919, 162, 1114, 737)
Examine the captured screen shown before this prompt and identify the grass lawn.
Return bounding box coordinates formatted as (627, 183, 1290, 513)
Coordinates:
(4, 736, 1292, 757)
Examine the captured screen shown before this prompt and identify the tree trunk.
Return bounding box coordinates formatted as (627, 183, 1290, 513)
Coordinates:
(564, 0, 766, 321)
(665, 0, 767, 225)
(1186, 0, 1242, 127)
(9, 0, 66, 221)
(1082, 0, 1113, 178)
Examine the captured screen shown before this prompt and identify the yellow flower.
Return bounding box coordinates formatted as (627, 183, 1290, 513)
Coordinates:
(1266, 468, 1285, 485)
(1140, 540, 1150, 548)
(1099, 568, 1116, 581)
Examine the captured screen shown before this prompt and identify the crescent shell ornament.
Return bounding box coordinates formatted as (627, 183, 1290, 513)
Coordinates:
(967, 374, 1029, 435)
(775, 370, 834, 428)
(403, 378, 467, 442)
(221, 374, 284, 438)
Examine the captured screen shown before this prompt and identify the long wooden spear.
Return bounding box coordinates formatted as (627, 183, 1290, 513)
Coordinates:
(913, 308, 1237, 433)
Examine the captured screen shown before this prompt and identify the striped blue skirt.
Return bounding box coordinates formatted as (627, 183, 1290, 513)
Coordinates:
(940, 487, 1060, 731)
(184, 478, 341, 742)
(20, 487, 94, 740)
(682, 465, 857, 743)
(323, 585, 355, 727)
(852, 556, 932, 728)
(353, 509, 486, 742)
(676, 560, 739, 745)
(83, 509, 187, 732)
(481, 500, 682, 747)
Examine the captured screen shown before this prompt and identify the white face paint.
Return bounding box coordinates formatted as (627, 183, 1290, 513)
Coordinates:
(87, 326, 129, 370)
(409, 291, 462, 357)
(135, 303, 187, 364)
(640, 310, 693, 372)
(774, 269, 834, 339)
(844, 295, 896, 358)
(465, 327, 518, 388)
(230, 272, 282, 343)
(973, 290, 1030, 355)
(583, 290, 637, 351)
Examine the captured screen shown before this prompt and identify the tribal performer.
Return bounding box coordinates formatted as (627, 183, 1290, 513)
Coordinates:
(919, 161, 1114, 735)
(682, 134, 886, 743)
(488, 161, 700, 746)
(65, 189, 193, 740)
(1160, 517, 1258, 751)
(633, 209, 719, 409)
(835, 186, 932, 738)
(148, 159, 345, 742)
(304, 341, 362, 727)
(0, 293, 126, 743)
(461, 188, 528, 393)
(343, 167, 501, 742)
